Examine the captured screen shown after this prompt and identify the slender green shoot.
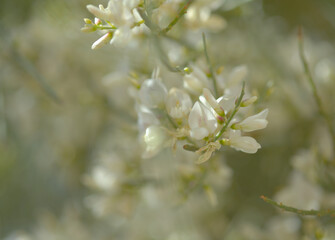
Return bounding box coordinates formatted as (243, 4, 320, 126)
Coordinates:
(261, 195, 335, 217)
(202, 32, 219, 98)
(160, 0, 194, 34)
(298, 26, 335, 152)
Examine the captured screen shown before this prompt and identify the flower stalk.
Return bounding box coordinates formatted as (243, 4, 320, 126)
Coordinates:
(202, 32, 219, 98)
(260, 195, 335, 217)
(298, 26, 335, 153)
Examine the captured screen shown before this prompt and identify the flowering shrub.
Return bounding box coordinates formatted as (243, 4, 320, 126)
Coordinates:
(2, 0, 335, 239)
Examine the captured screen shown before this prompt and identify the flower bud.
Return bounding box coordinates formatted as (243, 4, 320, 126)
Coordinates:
(241, 96, 258, 107)
(91, 32, 113, 50)
(84, 18, 92, 24)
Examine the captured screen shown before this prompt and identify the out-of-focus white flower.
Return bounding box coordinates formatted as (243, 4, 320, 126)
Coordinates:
(223, 130, 261, 153)
(274, 171, 322, 210)
(185, 6, 226, 32)
(90, 166, 117, 191)
(87, 0, 140, 27)
(196, 141, 221, 163)
(291, 149, 318, 182)
(86, 0, 143, 47)
(232, 109, 269, 132)
(188, 101, 218, 140)
(183, 65, 209, 95)
(139, 79, 167, 109)
(241, 96, 258, 107)
(218, 65, 248, 97)
(91, 32, 113, 50)
(143, 125, 170, 158)
(166, 88, 192, 119)
(136, 104, 160, 132)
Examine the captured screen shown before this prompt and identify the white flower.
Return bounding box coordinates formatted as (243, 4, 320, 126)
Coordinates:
(135, 104, 160, 132)
(185, 6, 226, 32)
(166, 88, 192, 119)
(86, 0, 142, 46)
(218, 65, 248, 97)
(139, 79, 167, 109)
(91, 32, 113, 50)
(143, 126, 170, 158)
(87, 0, 139, 27)
(223, 130, 261, 153)
(188, 101, 218, 140)
(183, 65, 208, 95)
(90, 166, 117, 191)
(232, 109, 269, 132)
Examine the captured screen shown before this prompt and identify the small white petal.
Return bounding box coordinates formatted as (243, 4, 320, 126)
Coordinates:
(87, 4, 111, 21)
(188, 101, 218, 140)
(143, 126, 169, 158)
(183, 65, 208, 95)
(91, 32, 113, 50)
(233, 109, 269, 132)
(228, 130, 261, 154)
(166, 88, 192, 119)
(228, 65, 248, 86)
(139, 79, 167, 108)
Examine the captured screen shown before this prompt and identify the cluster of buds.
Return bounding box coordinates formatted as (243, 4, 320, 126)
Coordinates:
(135, 65, 268, 163)
(81, 0, 145, 49)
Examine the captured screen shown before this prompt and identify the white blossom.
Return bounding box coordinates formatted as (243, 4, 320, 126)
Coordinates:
(224, 130, 261, 153)
(232, 109, 269, 132)
(87, 0, 139, 27)
(135, 104, 160, 132)
(143, 125, 170, 158)
(218, 65, 248, 97)
(139, 79, 168, 109)
(91, 32, 113, 50)
(183, 65, 208, 95)
(86, 0, 142, 46)
(188, 101, 218, 140)
(166, 88, 192, 119)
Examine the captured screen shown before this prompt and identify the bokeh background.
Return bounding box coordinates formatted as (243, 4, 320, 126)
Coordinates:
(1, 0, 335, 239)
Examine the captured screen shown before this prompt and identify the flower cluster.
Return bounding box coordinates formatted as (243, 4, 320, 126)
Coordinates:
(81, 0, 268, 164)
(135, 64, 268, 163)
(81, 0, 145, 49)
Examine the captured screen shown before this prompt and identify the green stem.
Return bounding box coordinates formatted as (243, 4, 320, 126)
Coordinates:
(214, 82, 245, 141)
(298, 27, 335, 152)
(202, 32, 219, 98)
(261, 195, 335, 217)
(160, 0, 194, 34)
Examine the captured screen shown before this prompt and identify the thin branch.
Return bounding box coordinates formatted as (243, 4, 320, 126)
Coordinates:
(298, 26, 335, 151)
(260, 195, 335, 217)
(160, 0, 194, 34)
(202, 32, 219, 98)
(215, 82, 245, 141)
